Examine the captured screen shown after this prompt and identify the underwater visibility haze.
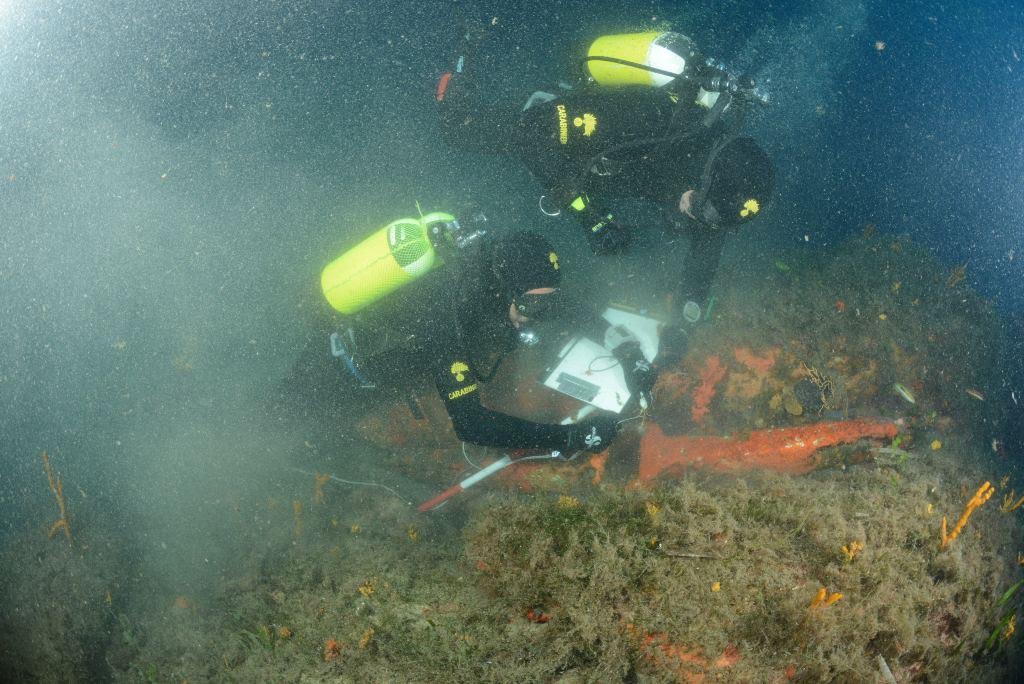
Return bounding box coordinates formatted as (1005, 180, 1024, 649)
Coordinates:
(2, 0, 1024, 680)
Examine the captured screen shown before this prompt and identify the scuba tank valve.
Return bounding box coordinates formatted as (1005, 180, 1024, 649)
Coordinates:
(698, 62, 770, 107)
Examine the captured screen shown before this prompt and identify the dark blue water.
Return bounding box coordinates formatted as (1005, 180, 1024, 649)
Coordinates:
(832, 1, 1024, 311)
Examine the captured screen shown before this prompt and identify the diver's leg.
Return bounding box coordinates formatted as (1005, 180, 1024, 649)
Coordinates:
(435, 22, 522, 154)
(436, 19, 486, 101)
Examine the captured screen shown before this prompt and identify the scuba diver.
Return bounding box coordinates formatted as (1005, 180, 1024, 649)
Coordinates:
(436, 28, 776, 354)
(317, 208, 648, 454)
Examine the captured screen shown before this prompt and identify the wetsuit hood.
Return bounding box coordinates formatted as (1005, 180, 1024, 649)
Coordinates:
(698, 136, 774, 227)
(489, 230, 562, 298)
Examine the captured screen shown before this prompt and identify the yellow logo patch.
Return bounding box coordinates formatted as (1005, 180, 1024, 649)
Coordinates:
(740, 198, 760, 218)
(450, 361, 469, 382)
(556, 105, 568, 145)
(573, 113, 597, 137)
(549, 252, 560, 270)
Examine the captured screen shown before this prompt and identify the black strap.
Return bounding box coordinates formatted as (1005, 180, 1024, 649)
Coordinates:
(702, 89, 732, 128)
(698, 133, 738, 196)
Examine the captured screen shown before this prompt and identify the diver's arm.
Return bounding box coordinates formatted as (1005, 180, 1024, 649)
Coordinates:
(434, 355, 573, 450)
(677, 225, 727, 313)
(445, 394, 574, 450)
(658, 223, 729, 363)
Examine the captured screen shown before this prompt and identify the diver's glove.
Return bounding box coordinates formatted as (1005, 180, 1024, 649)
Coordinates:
(565, 415, 619, 453)
(612, 339, 658, 406)
(585, 214, 632, 255)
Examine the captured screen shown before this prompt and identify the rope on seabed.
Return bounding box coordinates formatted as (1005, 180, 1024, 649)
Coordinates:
(286, 467, 412, 506)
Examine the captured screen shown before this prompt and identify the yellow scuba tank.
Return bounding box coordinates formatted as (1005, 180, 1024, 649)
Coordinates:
(585, 31, 699, 88)
(320, 211, 456, 315)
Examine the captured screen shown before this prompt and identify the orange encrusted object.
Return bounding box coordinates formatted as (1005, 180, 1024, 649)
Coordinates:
(691, 355, 727, 424)
(637, 420, 899, 481)
(733, 347, 779, 374)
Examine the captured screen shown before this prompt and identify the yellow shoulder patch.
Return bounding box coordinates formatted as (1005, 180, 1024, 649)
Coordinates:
(740, 198, 760, 218)
(549, 252, 560, 270)
(450, 361, 469, 382)
(573, 113, 597, 137)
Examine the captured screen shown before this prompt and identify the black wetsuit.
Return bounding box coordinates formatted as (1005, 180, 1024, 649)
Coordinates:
(351, 244, 575, 450)
(439, 82, 728, 310)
